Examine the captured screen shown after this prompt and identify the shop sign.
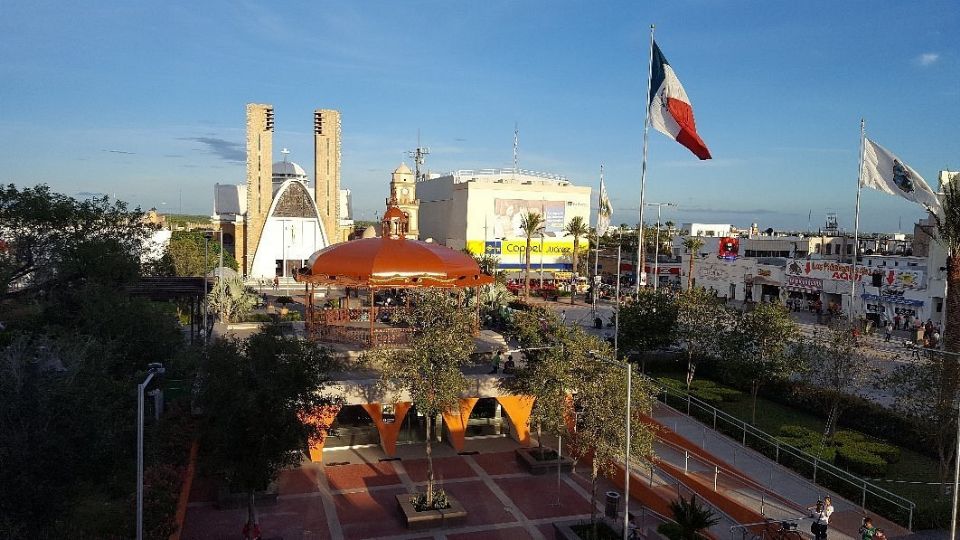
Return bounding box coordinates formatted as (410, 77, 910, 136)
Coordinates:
(788, 259, 925, 290)
(866, 304, 886, 314)
(786, 275, 823, 290)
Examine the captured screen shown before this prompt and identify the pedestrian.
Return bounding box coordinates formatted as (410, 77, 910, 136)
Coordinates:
(873, 529, 887, 540)
(561, 310, 567, 323)
(894, 314, 901, 330)
(503, 355, 516, 374)
(273, 276, 279, 290)
(884, 321, 893, 342)
(489, 350, 502, 374)
(859, 517, 876, 540)
(808, 497, 833, 540)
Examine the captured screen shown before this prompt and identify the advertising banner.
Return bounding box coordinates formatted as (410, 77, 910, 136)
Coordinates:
(466, 239, 582, 258)
(493, 199, 566, 238)
(786, 259, 925, 290)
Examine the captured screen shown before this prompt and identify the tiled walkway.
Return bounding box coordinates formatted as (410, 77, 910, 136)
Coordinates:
(180, 443, 660, 540)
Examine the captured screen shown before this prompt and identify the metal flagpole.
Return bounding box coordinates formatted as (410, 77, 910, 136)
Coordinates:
(593, 164, 604, 315)
(636, 24, 655, 296)
(851, 119, 865, 319)
(615, 229, 622, 360)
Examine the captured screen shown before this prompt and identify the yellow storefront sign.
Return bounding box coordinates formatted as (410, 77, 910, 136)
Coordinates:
(466, 239, 587, 257)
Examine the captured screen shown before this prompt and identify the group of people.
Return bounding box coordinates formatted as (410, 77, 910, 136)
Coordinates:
(809, 496, 887, 540)
(489, 349, 516, 375)
(882, 315, 942, 347)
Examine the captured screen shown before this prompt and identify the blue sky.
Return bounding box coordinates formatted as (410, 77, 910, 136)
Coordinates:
(1, 1, 956, 232)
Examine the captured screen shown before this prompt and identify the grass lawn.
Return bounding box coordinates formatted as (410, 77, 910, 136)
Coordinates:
(653, 371, 947, 529)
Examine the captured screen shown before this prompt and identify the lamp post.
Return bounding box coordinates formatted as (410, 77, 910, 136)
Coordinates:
(590, 350, 633, 540)
(644, 202, 676, 292)
(137, 363, 165, 540)
(540, 231, 546, 288)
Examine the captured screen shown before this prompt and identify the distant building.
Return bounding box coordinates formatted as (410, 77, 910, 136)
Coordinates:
(212, 104, 352, 279)
(416, 168, 591, 272)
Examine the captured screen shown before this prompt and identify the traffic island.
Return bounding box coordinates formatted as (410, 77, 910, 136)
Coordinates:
(395, 493, 467, 530)
(516, 447, 574, 475)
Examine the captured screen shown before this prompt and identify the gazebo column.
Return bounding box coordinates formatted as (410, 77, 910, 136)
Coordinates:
(369, 288, 375, 347)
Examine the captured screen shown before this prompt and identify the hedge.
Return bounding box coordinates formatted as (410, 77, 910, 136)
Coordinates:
(835, 445, 888, 477)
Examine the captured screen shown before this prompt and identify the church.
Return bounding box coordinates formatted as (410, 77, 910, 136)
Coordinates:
(212, 104, 354, 280)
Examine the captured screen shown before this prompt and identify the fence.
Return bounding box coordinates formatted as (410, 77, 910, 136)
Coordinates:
(652, 382, 915, 530)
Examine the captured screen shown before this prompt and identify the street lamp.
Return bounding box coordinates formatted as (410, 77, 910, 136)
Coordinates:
(644, 202, 676, 292)
(137, 363, 165, 540)
(590, 350, 633, 540)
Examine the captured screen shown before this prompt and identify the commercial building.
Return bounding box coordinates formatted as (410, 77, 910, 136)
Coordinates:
(416, 168, 591, 272)
(212, 104, 353, 279)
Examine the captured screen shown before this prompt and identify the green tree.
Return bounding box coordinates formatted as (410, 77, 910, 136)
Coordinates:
(723, 303, 800, 423)
(884, 349, 958, 494)
(802, 321, 871, 437)
(199, 329, 338, 536)
(657, 494, 720, 540)
(617, 288, 679, 370)
(682, 237, 705, 290)
(520, 211, 545, 299)
(0, 184, 149, 301)
(370, 290, 474, 507)
(676, 289, 732, 392)
(571, 356, 656, 534)
(157, 230, 238, 277)
(564, 216, 590, 305)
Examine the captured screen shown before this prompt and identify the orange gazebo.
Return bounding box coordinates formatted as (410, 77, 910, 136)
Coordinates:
(295, 203, 493, 348)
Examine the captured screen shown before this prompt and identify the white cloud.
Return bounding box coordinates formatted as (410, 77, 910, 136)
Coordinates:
(916, 53, 940, 66)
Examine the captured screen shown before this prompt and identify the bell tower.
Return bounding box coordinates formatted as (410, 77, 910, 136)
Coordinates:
(386, 163, 419, 239)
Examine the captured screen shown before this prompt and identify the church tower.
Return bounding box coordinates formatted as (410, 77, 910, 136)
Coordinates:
(244, 103, 274, 275)
(314, 109, 341, 244)
(386, 163, 419, 239)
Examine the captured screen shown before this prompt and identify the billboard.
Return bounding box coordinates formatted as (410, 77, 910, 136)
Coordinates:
(493, 199, 566, 239)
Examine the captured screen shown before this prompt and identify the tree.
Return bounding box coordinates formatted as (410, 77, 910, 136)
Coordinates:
(657, 494, 720, 540)
(520, 211, 545, 299)
(0, 184, 149, 301)
(802, 321, 871, 436)
(157, 230, 239, 277)
(884, 349, 958, 494)
(723, 303, 800, 423)
(682, 237, 705, 290)
(571, 357, 656, 535)
(617, 288, 679, 370)
(676, 289, 732, 393)
(564, 216, 590, 305)
(207, 276, 258, 323)
(199, 329, 337, 537)
(370, 290, 474, 508)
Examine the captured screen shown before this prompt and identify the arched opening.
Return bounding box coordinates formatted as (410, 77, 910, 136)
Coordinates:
(325, 405, 379, 449)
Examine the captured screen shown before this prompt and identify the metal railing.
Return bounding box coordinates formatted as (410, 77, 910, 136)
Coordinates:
(650, 381, 915, 530)
(729, 515, 812, 540)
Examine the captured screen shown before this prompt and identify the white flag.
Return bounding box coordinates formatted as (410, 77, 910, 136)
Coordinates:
(597, 176, 612, 236)
(862, 139, 942, 213)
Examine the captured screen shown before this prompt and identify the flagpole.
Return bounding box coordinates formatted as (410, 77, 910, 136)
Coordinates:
(593, 164, 604, 315)
(636, 24, 655, 296)
(851, 118, 865, 320)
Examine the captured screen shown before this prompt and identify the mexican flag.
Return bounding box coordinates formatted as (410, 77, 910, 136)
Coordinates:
(649, 41, 712, 160)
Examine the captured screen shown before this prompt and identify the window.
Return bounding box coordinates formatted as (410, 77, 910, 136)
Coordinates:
(825, 245, 832, 255)
(846, 245, 853, 255)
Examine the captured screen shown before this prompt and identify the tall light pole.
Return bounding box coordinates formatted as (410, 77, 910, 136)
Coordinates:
(137, 363, 165, 540)
(644, 202, 676, 292)
(590, 350, 632, 540)
(540, 231, 546, 288)
(203, 232, 211, 342)
(614, 228, 622, 359)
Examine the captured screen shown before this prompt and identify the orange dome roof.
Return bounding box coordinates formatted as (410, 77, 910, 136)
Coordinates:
(297, 237, 493, 288)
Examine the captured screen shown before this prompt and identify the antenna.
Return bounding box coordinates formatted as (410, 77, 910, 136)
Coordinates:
(406, 129, 430, 182)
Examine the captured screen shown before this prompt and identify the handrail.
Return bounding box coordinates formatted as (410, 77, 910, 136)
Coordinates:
(652, 430, 808, 517)
(647, 378, 915, 530)
(729, 513, 812, 540)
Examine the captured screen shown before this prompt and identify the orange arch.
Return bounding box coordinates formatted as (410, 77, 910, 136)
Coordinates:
(306, 404, 342, 462)
(496, 395, 535, 447)
(360, 402, 412, 457)
(440, 398, 480, 452)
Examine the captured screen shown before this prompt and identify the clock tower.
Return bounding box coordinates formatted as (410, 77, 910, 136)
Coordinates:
(386, 163, 419, 239)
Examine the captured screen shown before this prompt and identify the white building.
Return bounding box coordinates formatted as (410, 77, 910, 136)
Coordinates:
(417, 168, 591, 272)
(680, 223, 733, 237)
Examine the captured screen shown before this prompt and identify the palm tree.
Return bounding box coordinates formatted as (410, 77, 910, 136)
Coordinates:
(520, 211, 545, 299)
(657, 495, 720, 540)
(933, 180, 960, 358)
(682, 237, 705, 291)
(564, 215, 590, 305)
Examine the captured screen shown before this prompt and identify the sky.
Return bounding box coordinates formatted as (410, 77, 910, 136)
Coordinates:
(1, 1, 957, 233)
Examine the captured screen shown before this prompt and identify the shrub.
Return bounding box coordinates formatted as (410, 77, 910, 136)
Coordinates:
(410, 488, 450, 511)
(859, 441, 901, 464)
(276, 295, 294, 305)
(835, 444, 887, 477)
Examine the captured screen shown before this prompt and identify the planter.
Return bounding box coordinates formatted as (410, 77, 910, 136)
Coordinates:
(553, 518, 621, 540)
(516, 447, 574, 475)
(396, 493, 467, 530)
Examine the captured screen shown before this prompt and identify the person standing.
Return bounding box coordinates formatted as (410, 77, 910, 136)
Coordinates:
(884, 321, 893, 342)
(859, 517, 876, 540)
(809, 497, 834, 540)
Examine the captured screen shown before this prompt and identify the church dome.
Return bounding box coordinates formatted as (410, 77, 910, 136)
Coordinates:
(361, 225, 378, 239)
(273, 161, 308, 180)
(393, 163, 412, 175)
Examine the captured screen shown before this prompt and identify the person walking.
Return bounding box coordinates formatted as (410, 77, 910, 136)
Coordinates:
(884, 321, 893, 342)
(489, 350, 502, 374)
(859, 517, 876, 540)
